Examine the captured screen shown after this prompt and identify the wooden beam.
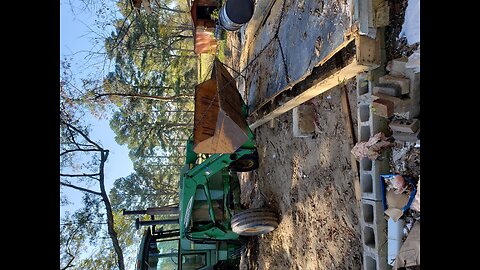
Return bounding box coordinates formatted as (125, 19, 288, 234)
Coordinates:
(249, 60, 373, 130)
(249, 37, 356, 117)
(355, 28, 383, 66)
(340, 86, 362, 204)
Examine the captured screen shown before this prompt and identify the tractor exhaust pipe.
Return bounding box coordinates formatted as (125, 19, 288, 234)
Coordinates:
(219, 0, 254, 31)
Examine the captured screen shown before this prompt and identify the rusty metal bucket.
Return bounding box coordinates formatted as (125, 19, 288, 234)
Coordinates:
(193, 59, 249, 154)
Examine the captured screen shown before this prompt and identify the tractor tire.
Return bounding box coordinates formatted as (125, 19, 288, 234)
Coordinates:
(231, 208, 279, 236)
(230, 153, 259, 172)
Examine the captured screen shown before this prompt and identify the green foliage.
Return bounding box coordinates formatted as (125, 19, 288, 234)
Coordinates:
(210, 8, 220, 20)
(99, 1, 198, 177)
(62, 0, 202, 268)
(109, 171, 178, 212)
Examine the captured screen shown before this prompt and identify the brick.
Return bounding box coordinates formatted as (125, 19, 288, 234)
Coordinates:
(389, 118, 419, 133)
(372, 93, 416, 117)
(372, 98, 393, 118)
(372, 92, 402, 107)
(379, 75, 410, 95)
(373, 84, 401, 97)
(392, 128, 420, 142)
(389, 56, 408, 77)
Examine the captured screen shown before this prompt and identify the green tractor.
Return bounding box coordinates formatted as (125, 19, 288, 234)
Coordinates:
(134, 59, 279, 270)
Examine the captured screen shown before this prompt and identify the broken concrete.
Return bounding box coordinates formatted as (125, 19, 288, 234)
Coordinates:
(389, 118, 419, 133)
(379, 75, 410, 95)
(387, 56, 408, 77)
(392, 129, 420, 142)
(372, 92, 419, 119)
(373, 84, 401, 97)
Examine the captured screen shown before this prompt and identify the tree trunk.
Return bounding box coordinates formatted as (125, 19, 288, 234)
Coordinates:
(99, 150, 126, 270)
(95, 92, 194, 101)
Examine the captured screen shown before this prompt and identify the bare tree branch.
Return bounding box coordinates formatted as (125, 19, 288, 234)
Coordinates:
(63, 122, 103, 149)
(60, 181, 102, 196)
(94, 92, 193, 101)
(61, 224, 81, 270)
(61, 148, 100, 156)
(61, 173, 101, 178)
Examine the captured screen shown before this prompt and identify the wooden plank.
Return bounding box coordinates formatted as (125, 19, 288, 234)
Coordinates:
(340, 85, 361, 204)
(374, 1, 390, 27)
(249, 60, 373, 130)
(249, 36, 356, 116)
(355, 30, 383, 66)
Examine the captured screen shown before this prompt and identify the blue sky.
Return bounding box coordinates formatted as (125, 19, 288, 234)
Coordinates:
(60, 0, 134, 213)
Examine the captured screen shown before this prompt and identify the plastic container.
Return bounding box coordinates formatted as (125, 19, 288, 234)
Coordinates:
(380, 174, 417, 213)
(387, 218, 405, 265)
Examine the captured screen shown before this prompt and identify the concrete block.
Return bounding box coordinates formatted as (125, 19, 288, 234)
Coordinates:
(372, 98, 394, 118)
(362, 218, 388, 256)
(359, 124, 371, 142)
(358, 0, 374, 35)
(405, 68, 420, 101)
(392, 129, 420, 142)
(388, 56, 408, 77)
(360, 157, 390, 201)
(360, 172, 380, 201)
(292, 104, 315, 137)
(361, 201, 388, 262)
(359, 104, 371, 123)
(363, 249, 389, 270)
(372, 93, 418, 119)
(360, 157, 373, 171)
(357, 73, 372, 105)
(373, 153, 391, 176)
(357, 72, 370, 97)
(361, 199, 385, 226)
(389, 118, 419, 133)
(372, 92, 402, 107)
(373, 84, 401, 97)
(370, 113, 391, 136)
(379, 75, 410, 95)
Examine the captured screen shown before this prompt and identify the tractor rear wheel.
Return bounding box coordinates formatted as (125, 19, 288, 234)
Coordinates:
(231, 208, 279, 236)
(230, 153, 259, 172)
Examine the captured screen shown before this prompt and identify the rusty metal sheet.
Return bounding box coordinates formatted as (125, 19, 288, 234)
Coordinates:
(193, 60, 249, 153)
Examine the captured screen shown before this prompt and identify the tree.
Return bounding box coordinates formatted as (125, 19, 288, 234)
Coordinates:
(60, 1, 200, 267)
(60, 119, 126, 270)
(109, 170, 178, 212)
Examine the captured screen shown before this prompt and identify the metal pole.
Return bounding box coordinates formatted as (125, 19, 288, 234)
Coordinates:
(135, 217, 179, 230)
(123, 206, 179, 216)
(122, 209, 147, 215)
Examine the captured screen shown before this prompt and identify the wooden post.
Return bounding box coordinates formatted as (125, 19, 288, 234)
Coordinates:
(340, 85, 362, 204)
